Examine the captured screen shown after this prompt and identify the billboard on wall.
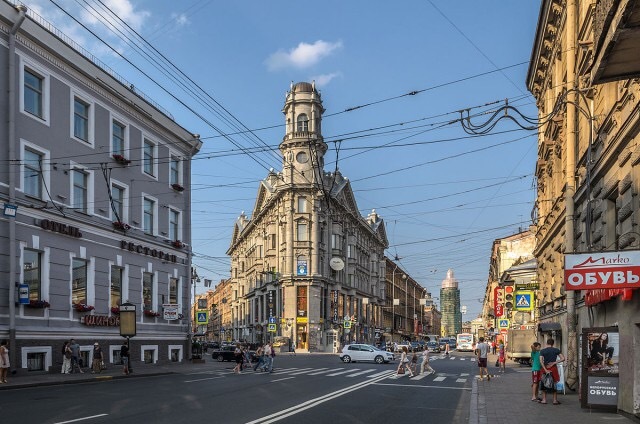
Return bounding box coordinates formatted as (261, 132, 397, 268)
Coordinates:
(564, 251, 640, 290)
(581, 327, 620, 410)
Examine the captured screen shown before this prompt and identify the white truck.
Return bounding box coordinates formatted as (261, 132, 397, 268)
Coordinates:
(506, 328, 536, 365)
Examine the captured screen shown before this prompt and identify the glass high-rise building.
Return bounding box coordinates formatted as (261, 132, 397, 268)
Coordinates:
(440, 269, 461, 336)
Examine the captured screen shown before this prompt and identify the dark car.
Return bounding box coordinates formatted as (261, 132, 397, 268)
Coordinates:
(439, 338, 450, 350)
(211, 345, 257, 362)
(410, 341, 422, 351)
(427, 341, 440, 352)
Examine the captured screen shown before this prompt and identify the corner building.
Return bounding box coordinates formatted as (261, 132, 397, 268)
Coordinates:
(0, 4, 200, 373)
(227, 82, 388, 352)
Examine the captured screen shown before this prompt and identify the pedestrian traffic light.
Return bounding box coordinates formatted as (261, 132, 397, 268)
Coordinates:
(504, 286, 514, 309)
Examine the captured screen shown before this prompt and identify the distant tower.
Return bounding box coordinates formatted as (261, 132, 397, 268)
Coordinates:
(440, 269, 462, 336)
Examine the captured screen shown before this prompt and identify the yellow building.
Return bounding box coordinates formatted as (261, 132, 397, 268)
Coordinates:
(528, 0, 640, 416)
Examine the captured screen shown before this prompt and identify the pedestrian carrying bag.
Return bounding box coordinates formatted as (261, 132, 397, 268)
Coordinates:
(541, 372, 554, 391)
(495, 359, 499, 367)
(397, 367, 405, 375)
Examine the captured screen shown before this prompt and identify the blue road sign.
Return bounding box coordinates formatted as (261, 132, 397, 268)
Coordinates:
(268, 316, 276, 324)
(514, 291, 534, 311)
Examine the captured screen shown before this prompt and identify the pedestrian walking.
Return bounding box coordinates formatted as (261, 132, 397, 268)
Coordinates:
(120, 340, 130, 375)
(69, 338, 83, 373)
(539, 338, 565, 405)
(498, 341, 506, 373)
(491, 340, 497, 355)
(0, 339, 10, 383)
(396, 346, 414, 377)
(475, 337, 490, 381)
(530, 342, 542, 401)
(444, 342, 450, 356)
(61, 340, 72, 374)
(409, 349, 419, 374)
(420, 348, 435, 375)
(232, 344, 243, 374)
(253, 345, 265, 371)
(268, 343, 276, 373)
(91, 342, 103, 374)
(263, 342, 272, 372)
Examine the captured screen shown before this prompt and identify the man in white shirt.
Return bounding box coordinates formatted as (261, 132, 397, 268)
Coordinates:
(420, 348, 435, 375)
(475, 337, 490, 381)
(263, 343, 272, 372)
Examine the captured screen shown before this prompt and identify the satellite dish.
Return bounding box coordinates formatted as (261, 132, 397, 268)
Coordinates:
(329, 257, 345, 271)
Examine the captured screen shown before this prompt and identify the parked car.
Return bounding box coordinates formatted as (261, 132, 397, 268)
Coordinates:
(410, 341, 423, 351)
(395, 342, 411, 352)
(426, 341, 441, 353)
(211, 345, 257, 362)
(340, 344, 395, 364)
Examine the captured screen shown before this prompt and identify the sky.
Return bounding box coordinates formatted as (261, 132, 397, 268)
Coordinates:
(19, 0, 542, 319)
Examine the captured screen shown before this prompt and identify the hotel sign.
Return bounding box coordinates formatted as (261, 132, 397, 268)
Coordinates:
(39, 219, 82, 238)
(564, 251, 640, 290)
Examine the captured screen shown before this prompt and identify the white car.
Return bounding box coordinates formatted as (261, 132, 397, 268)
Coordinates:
(340, 344, 395, 364)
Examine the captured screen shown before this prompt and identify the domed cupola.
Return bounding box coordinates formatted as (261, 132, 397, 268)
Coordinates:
(279, 81, 327, 183)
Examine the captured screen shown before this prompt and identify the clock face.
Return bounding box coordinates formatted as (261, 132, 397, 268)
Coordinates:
(296, 151, 308, 163)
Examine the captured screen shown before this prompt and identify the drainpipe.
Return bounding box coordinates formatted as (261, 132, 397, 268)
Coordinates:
(565, 0, 578, 390)
(8, 4, 27, 374)
(186, 135, 200, 360)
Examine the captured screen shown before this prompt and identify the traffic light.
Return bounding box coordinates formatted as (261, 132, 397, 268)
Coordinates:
(504, 286, 514, 309)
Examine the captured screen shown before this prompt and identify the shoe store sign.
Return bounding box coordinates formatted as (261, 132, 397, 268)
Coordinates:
(564, 251, 640, 290)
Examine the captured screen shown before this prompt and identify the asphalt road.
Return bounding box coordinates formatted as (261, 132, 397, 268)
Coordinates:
(3, 351, 478, 424)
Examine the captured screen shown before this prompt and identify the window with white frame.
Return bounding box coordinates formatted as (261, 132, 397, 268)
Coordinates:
(111, 265, 122, 307)
(23, 68, 44, 119)
(297, 196, 307, 213)
(72, 169, 88, 212)
(23, 149, 43, 198)
(331, 233, 342, 250)
(169, 209, 180, 241)
(169, 278, 178, 304)
(111, 183, 125, 222)
(143, 139, 156, 176)
(112, 120, 126, 156)
(143, 197, 156, 234)
(143, 272, 153, 311)
(296, 114, 309, 132)
(23, 248, 42, 301)
(73, 97, 90, 142)
(72, 258, 88, 305)
(169, 156, 181, 185)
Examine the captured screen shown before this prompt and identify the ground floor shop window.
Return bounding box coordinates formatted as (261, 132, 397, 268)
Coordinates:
(169, 345, 182, 362)
(21, 346, 52, 372)
(141, 345, 158, 364)
(111, 346, 123, 365)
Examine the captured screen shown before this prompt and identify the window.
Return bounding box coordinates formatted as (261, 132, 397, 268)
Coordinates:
(143, 272, 153, 311)
(298, 197, 307, 213)
(143, 139, 155, 176)
(143, 197, 155, 235)
(169, 209, 180, 241)
(24, 69, 43, 118)
(331, 234, 342, 250)
(169, 278, 178, 304)
(111, 184, 125, 221)
(297, 222, 308, 241)
(170, 156, 180, 185)
(23, 249, 41, 301)
(73, 97, 90, 141)
(72, 258, 88, 305)
(111, 265, 122, 307)
(112, 120, 126, 156)
(296, 113, 309, 132)
(72, 169, 88, 212)
(348, 244, 355, 259)
(23, 149, 42, 198)
(27, 352, 46, 371)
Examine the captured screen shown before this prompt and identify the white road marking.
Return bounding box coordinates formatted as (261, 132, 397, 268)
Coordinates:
(345, 369, 375, 377)
(433, 376, 446, 382)
(271, 377, 295, 383)
(184, 375, 226, 382)
(287, 368, 315, 375)
(373, 383, 471, 391)
(460, 358, 465, 361)
(54, 414, 108, 424)
(411, 374, 427, 380)
(326, 369, 359, 377)
(460, 373, 469, 376)
(367, 370, 394, 379)
(307, 368, 341, 375)
(456, 378, 467, 383)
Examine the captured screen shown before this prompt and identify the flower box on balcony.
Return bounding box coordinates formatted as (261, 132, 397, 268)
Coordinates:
(171, 183, 185, 192)
(25, 300, 50, 309)
(73, 303, 95, 312)
(112, 154, 131, 165)
(144, 310, 160, 317)
(113, 221, 131, 231)
(172, 240, 185, 249)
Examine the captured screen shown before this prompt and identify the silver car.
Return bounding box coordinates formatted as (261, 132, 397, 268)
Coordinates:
(340, 344, 395, 364)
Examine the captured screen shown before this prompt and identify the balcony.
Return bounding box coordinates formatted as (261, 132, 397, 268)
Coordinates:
(592, 0, 640, 84)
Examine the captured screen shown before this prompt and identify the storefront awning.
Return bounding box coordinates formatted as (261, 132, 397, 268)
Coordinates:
(538, 322, 561, 332)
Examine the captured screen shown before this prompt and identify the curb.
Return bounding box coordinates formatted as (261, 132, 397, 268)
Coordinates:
(0, 371, 174, 391)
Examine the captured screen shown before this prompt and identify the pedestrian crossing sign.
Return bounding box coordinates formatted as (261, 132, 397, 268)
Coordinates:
(196, 310, 208, 325)
(498, 319, 510, 329)
(268, 323, 277, 332)
(514, 291, 534, 311)
(343, 320, 352, 329)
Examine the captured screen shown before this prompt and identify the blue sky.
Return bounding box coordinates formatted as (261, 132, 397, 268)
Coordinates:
(23, 0, 542, 319)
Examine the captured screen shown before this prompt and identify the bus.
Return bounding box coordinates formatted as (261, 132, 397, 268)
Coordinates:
(456, 333, 475, 352)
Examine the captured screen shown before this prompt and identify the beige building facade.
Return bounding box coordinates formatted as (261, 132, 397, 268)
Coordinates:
(226, 82, 388, 352)
(528, 0, 640, 417)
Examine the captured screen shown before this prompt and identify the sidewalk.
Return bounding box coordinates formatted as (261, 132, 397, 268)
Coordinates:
(469, 359, 637, 424)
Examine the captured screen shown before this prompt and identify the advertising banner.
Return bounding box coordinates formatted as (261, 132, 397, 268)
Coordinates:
(162, 304, 179, 320)
(565, 251, 640, 290)
(581, 327, 620, 410)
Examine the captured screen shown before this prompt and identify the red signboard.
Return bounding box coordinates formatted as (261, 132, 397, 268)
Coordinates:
(495, 304, 504, 317)
(564, 251, 640, 290)
(493, 286, 503, 311)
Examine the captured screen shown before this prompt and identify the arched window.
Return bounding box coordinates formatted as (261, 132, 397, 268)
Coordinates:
(297, 114, 309, 132)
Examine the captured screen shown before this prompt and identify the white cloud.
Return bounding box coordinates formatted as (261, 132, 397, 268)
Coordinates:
(79, 0, 151, 32)
(266, 40, 343, 71)
(172, 13, 190, 27)
(311, 72, 342, 87)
